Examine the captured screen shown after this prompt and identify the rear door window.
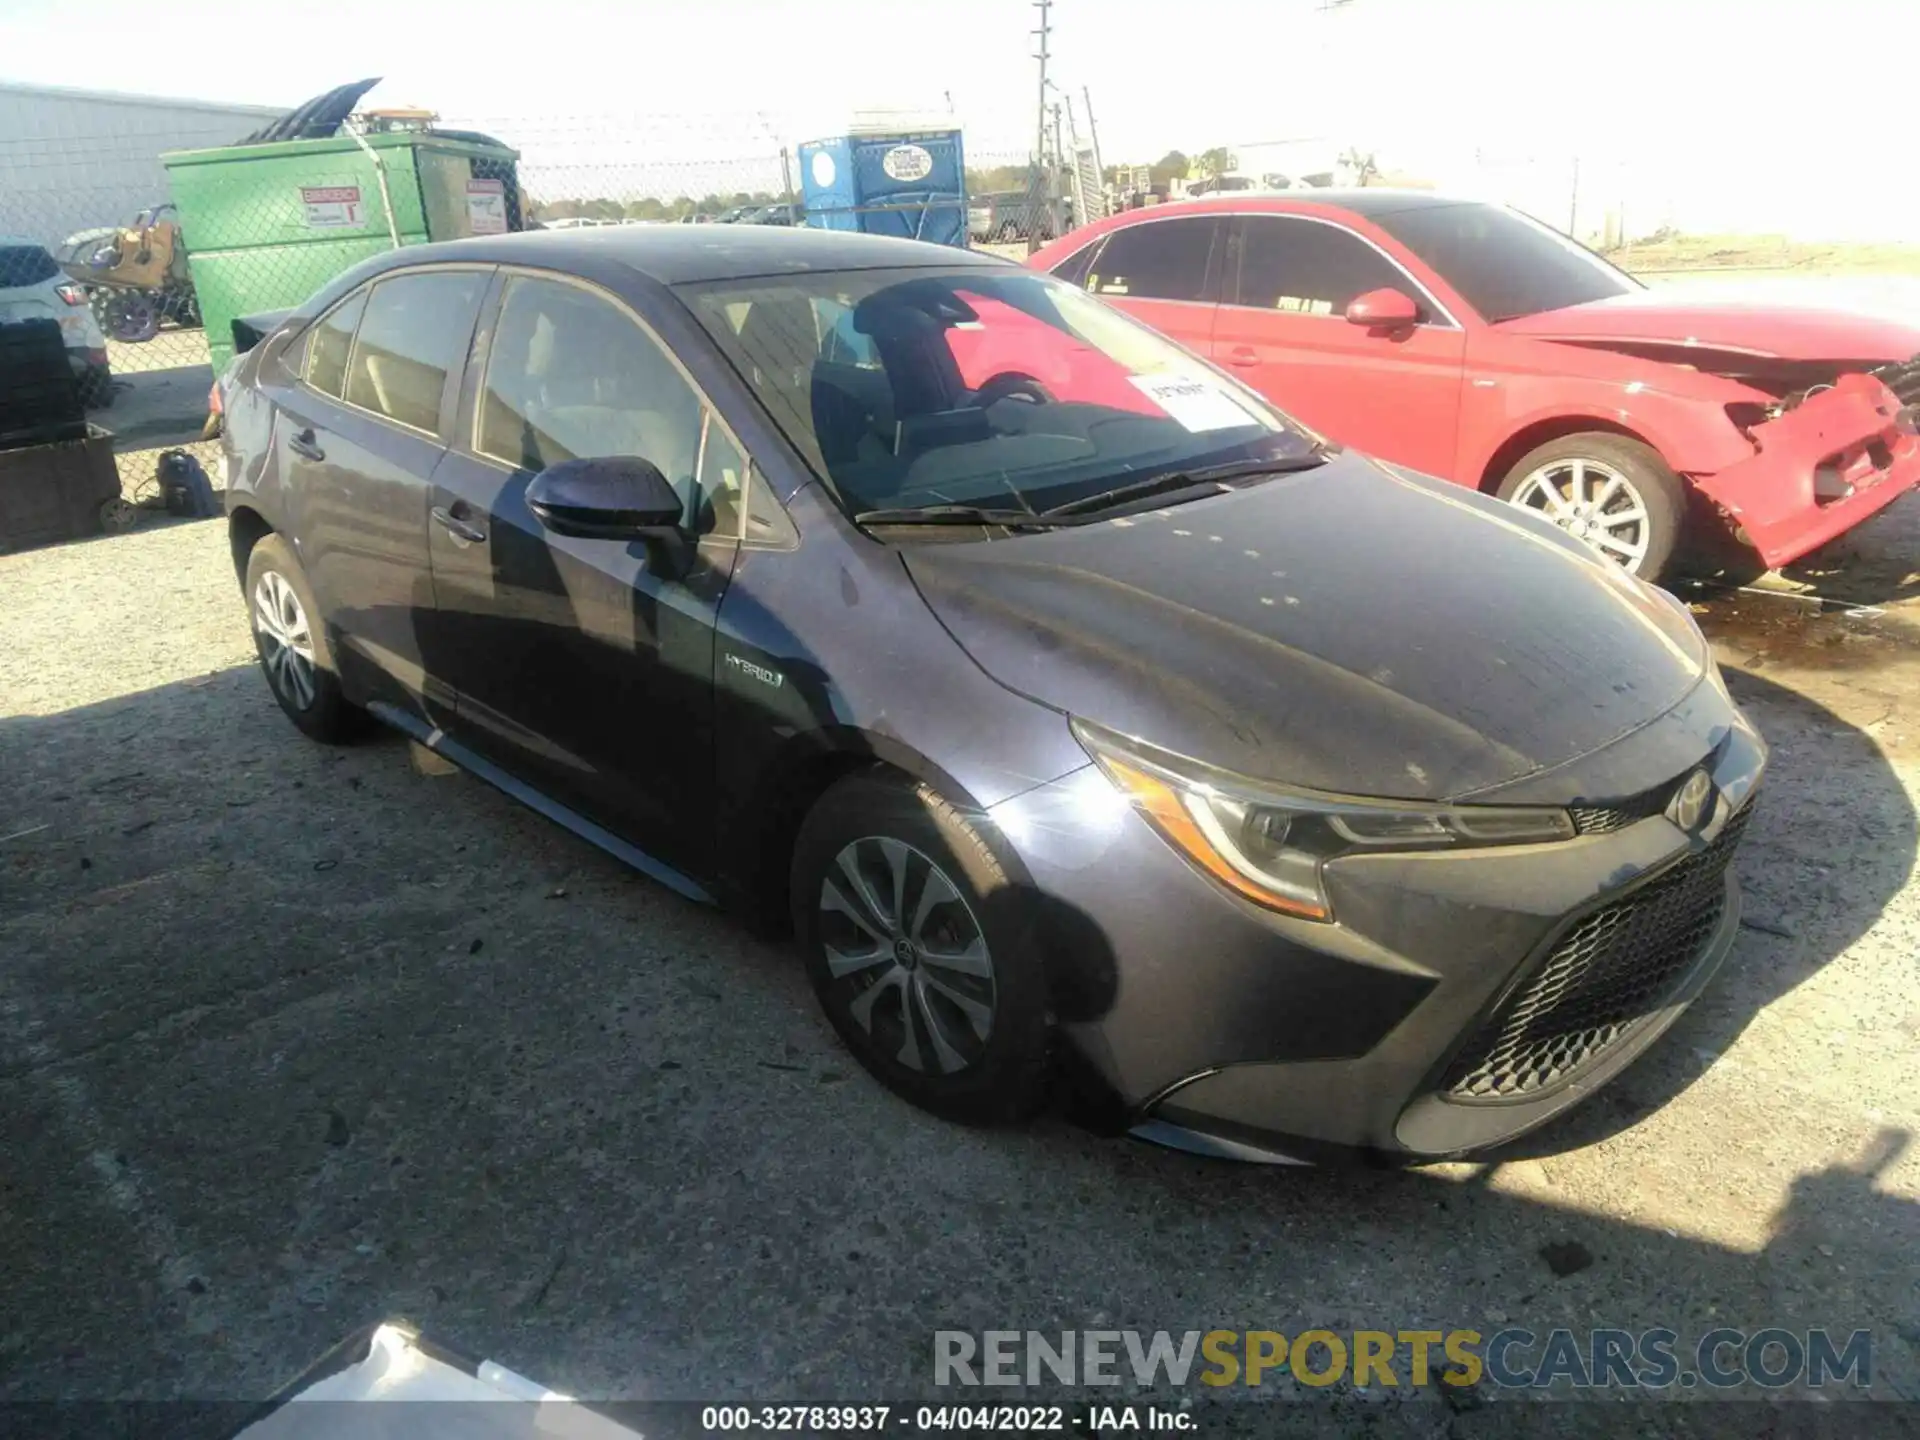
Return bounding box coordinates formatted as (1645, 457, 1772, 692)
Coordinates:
(1084, 218, 1220, 303)
(303, 289, 369, 399)
(1230, 216, 1417, 318)
(343, 270, 487, 434)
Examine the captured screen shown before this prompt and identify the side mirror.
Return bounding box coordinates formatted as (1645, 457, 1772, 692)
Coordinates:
(1345, 287, 1420, 329)
(525, 456, 683, 540)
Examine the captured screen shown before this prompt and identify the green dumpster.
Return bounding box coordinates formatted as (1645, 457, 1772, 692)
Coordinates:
(162, 130, 521, 374)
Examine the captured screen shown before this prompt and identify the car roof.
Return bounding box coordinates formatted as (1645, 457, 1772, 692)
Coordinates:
(391, 224, 1006, 286)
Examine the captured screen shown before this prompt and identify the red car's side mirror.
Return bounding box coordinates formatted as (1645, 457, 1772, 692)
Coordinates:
(1346, 287, 1420, 329)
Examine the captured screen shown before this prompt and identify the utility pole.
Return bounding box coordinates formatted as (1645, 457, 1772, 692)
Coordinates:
(1031, 0, 1052, 254)
(1053, 101, 1066, 235)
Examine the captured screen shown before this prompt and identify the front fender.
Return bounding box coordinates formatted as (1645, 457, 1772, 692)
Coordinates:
(1466, 376, 1762, 485)
(1461, 336, 1768, 484)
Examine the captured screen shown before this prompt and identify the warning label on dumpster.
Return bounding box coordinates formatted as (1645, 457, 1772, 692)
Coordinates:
(466, 178, 508, 235)
(300, 186, 365, 228)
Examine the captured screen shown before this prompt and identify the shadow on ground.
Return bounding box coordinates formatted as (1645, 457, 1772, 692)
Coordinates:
(1, 663, 1915, 1425)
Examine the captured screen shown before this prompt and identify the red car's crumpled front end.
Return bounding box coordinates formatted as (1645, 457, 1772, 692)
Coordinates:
(1695, 367, 1920, 569)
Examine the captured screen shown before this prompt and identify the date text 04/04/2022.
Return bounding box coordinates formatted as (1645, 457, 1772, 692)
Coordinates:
(699, 1403, 1195, 1432)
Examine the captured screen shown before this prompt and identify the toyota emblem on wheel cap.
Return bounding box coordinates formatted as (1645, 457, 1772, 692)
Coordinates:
(1669, 768, 1715, 833)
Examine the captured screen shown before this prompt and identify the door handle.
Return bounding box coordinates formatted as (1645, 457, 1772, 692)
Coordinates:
(287, 429, 325, 462)
(1224, 346, 1260, 368)
(431, 505, 488, 545)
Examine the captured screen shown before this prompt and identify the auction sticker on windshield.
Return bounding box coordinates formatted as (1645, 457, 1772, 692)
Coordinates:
(1129, 372, 1263, 432)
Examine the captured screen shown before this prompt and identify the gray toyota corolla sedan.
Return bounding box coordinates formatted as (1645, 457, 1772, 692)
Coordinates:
(218, 225, 1765, 1163)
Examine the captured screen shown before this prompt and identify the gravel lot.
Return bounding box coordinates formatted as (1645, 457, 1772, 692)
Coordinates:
(2, 502, 1918, 1427)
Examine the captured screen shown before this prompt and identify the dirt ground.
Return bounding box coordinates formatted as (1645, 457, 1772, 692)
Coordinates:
(2, 487, 1918, 1430)
(1607, 235, 1920, 277)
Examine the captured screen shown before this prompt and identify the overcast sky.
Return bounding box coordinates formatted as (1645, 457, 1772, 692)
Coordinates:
(4, 0, 1908, 159)
(4, 0, 1916, 234)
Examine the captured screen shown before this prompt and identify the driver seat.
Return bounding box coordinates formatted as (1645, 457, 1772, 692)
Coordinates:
(851, 298, 967, 418)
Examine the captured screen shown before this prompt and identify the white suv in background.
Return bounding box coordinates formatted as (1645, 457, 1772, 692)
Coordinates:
(1, 237, 113, 408)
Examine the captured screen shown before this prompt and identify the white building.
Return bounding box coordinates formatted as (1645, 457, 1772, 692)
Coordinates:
(0, 81, 284, 247)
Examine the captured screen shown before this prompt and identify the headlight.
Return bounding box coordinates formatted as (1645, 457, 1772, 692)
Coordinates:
(1073, 719, 1574, 922)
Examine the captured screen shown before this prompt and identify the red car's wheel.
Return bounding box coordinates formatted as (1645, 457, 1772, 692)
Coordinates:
(1496, 433, 1683, 582)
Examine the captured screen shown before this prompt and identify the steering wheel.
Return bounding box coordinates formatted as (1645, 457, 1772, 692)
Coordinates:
(971, 372, 1054, 409)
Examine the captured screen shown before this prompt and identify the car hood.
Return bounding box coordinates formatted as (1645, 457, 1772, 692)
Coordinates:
(902, 458, 1710, 802)
(1493, 288, 1920, 364)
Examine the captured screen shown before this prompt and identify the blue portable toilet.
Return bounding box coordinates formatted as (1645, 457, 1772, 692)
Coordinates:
(798, 125, 968, 248)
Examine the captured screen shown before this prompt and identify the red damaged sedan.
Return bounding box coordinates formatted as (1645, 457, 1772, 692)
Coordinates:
(1030, 194, 1920, 580)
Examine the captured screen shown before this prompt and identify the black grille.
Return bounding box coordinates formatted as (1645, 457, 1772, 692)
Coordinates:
(1442, 805, 1752, 1101)
(1569, 777, 1681, 835)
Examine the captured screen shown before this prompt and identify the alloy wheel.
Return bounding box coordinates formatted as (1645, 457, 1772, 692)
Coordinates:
(1509, 457, 1652, 573)
(817, 836, 996, 1076)
(253, 570, 318, 711)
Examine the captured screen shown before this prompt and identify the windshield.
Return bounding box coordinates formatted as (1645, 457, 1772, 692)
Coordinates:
(1369, 202, 1640, 323)
(677, 266, 1315, 518)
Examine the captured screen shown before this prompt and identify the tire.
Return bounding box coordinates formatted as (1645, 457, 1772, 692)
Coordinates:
(244, 533, 364, 743)
(1495, 433, 1684, 582)
(792, 772, 1052, 1125)
(101, 290, 160, 344)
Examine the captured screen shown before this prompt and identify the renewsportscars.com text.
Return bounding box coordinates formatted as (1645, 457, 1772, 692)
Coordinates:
(933, 1328, 1873, 1390)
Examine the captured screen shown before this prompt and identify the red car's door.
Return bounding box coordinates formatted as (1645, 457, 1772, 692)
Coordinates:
(1074, 214, 1226, 359)
(1210, 214, 1465, 475)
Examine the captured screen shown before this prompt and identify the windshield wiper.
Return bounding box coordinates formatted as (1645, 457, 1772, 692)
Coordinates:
(853, 504, 1095, 529)
(853, 448, 1335, 530)
(1042, 449, 1332, 518)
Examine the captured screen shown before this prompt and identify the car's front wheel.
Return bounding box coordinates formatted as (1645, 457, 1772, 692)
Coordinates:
(792, 772, 1052, 1124)
(1496, 433, 1683, 582)
(244, 533, 363, 743)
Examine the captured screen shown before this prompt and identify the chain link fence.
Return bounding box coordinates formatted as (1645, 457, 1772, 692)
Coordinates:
(0, 100, 1057, 537)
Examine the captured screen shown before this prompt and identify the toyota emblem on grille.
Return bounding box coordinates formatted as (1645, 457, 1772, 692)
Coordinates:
(1669, 768, 1715, 833)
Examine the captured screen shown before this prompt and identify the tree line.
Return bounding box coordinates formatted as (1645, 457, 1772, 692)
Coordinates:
(525, 145, 1358, 222)
(966, 150, 1241, 197)
(529, 192, 790, 223)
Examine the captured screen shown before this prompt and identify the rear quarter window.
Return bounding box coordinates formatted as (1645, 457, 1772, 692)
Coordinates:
(1047, 238, 1103, 290)
(0, 245, 61, 288)
(304, 290, 368, 399)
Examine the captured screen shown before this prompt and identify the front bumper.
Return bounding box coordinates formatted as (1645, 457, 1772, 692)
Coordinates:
(1693, 372, 1920, 569)
(990, 699, 1766, 1162)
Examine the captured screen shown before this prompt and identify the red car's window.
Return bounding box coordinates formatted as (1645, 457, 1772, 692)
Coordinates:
(944, 293, 1163, 417)
(1369, 201, 1637, 322)
(1083, 218, 1219, 303)
(1230, 216, 1413, 317)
